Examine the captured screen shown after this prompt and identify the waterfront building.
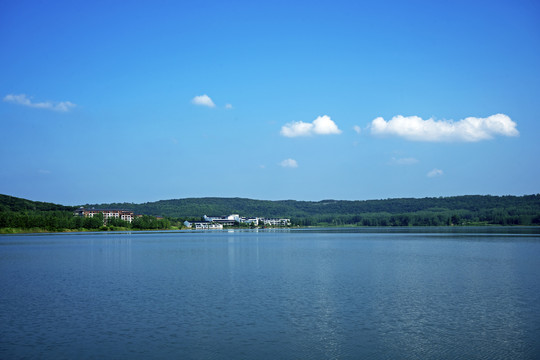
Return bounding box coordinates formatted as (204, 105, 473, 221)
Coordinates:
(242, 217, 259, 226)
(203, 214, 240, 226)
(260, 218, 291, 226)
(73, 208, 136, 223)
(183, 220, 224, 230)
(200, 215, 290, 227)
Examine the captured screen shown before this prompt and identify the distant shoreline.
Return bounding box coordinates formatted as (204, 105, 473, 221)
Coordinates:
(2, 224, 539, 235)
(2, 194, 540, 232)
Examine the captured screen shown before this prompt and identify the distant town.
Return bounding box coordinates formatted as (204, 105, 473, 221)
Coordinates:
(184, 215, 291, 229)
(73, 208, 291, 229)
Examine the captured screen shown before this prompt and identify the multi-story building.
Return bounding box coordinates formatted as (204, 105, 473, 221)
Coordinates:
(199, 214, 290, 227)
(260, 218, 291, 226)
(73, 208, 136, 223)
(242, 217, 259, 226)
(183, 220, 224, 230)
(203, 214, 240, 226)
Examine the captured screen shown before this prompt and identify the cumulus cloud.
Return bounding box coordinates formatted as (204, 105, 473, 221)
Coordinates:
(427, 168, 443, 177)
(191, 94, 215, 108)
(390, 157, 419, 165)
(225, 103, 233, 109)
(281, 115, 342, 137)
(279, 158, 298, 168)
(3, 94, 76, 112)
(370, 114, 518, 142)
(353, 125, 362, 134)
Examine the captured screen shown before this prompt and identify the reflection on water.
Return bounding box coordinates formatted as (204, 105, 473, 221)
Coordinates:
(90, 234, 132, 271)
(0, 228, 539, 359)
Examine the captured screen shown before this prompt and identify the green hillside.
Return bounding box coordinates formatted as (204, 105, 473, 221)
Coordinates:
(85, 194, 540, 226)
(0, 194, 76, 212)
(0, 195, 170, 232)
(84, 194, 540, 217)
(2, 194, 540, 230)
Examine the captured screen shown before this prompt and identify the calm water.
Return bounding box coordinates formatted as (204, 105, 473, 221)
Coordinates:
(1, 228, 539, 359)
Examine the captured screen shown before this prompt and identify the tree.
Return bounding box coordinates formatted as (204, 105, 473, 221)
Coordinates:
(83, 213, 104, 229)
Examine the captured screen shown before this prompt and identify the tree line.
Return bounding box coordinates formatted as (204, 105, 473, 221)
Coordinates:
(0, 210, 174, 233)
(1, 193, 539, 232)
(291, 209, 540, 227)
(82, 194, 540, 220)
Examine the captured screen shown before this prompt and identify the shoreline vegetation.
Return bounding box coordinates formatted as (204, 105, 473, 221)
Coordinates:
(1, 194, 539, 234)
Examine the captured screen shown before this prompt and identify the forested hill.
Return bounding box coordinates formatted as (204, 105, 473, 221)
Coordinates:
(0, 194, 75, 212)
(83, 194, 540, 220)
(2, 194, 540, 227)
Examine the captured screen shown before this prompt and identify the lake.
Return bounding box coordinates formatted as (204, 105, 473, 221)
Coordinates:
(1, 227, 539, 359)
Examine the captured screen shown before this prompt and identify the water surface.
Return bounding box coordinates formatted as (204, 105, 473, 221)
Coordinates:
(1, 228, 539, 359)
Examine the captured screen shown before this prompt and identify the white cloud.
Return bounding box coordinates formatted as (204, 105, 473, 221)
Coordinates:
(3, 94, 76, 112)
(191, 94, 215, 108)
(353, 125, 362, 134)
(391, 157, 419, 165)
(427, 168, 443, 177)
(281, 121, 313, 137)
(370, 114, 518, 142)
(281, 115, 342, 137)
(55, 102, 76, 112)
(225, 103, 233, 109)
(279, 158, 298, 168)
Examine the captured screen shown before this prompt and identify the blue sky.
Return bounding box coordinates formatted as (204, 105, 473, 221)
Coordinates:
(1, 0, 539, 205)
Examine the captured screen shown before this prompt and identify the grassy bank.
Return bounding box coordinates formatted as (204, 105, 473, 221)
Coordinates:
(0, 225, 183, 234)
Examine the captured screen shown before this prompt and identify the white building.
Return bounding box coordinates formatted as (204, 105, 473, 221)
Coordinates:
(261, 218, 291, 226)
(203, 214, 240, 226)
(184, 220, 223, 230)
(241, 217, 259, 226)
(185, 214, 291, 229)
